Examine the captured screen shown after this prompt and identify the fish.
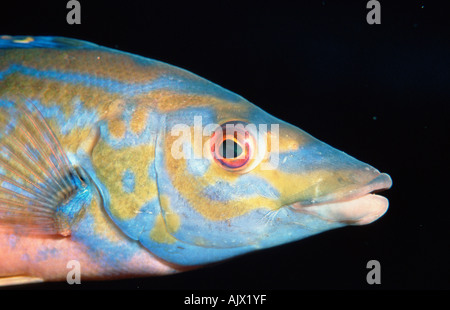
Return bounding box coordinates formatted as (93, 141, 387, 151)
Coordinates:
(0, 35, 392, 286)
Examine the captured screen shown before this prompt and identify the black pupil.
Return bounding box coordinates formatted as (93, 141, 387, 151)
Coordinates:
(220, 139, 243, 158)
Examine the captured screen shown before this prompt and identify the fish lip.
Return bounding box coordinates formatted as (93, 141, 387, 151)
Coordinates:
(288, 172, 393, 210)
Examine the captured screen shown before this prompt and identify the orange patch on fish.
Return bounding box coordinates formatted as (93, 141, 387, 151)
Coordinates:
(136, 89, 249, 117)
(108, 119, 126, 139)
(130, 106, 149, 134)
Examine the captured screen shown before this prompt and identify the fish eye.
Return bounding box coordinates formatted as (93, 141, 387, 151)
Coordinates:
(210, 121, 255, 171)
(219, 139, 243, 159)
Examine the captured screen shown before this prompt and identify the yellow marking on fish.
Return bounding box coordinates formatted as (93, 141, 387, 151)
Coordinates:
(0, 108, 8, 132)
(270, 130, 302, 153)
(150, 214, 177, 244)
(253, 161, 373, 205)
(107, 119, 126, 139)
(92, 141, 157, 220)
(254, 168, 334, 204)
(130, 106, 149, 134)
(89, 198, 123, 243)
(79, 127, 100, 156)
(136, 90, 249, 116)
(13, 37, 34, 44)
(46, 120, 93, 154)
(102, 99, 127, 120)
(159, 195, 180, 234)
(267, 123, 313, 154)
(203, 157, 241, 182)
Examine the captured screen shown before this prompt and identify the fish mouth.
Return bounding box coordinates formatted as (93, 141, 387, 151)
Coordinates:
(289, 173, 393, 225)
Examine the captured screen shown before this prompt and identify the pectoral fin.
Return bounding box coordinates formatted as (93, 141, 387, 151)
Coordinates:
(0, 100, 89, 236)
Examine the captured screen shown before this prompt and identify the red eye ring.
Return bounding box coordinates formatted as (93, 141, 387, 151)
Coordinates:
(210, 121, 255, 171)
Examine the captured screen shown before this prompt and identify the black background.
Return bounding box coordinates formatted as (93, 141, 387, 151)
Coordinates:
(0, 0, 449, 294)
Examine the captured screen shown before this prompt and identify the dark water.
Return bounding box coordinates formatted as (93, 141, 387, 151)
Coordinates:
(0, 0, 449, 295)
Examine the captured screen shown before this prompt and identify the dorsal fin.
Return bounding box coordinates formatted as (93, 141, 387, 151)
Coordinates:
(0, 99, 88, 236)
(0, 35, 100, 50)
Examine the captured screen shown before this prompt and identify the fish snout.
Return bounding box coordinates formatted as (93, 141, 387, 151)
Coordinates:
(291, 173, 392, 225)
(276, 138, 393, 225)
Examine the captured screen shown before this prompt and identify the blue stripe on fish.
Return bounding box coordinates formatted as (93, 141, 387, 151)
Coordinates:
(122, 169, 136, 194)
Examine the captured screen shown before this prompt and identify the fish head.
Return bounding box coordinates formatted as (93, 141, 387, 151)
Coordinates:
(144, 93, 392, 267)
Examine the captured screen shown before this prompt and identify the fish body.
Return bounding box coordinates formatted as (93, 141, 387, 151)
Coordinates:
(0, 36, 392, 285)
